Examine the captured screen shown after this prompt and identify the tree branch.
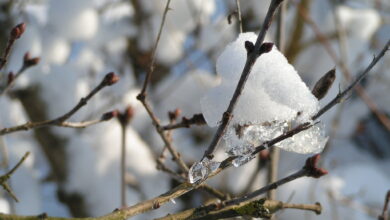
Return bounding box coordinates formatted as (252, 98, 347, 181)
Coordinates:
(0, 151, 30, 202)
(162, 113, 206, 130)
(379, 190, 390, 220)
(156, 199, 321, 220)
(0, 23, 25, 71)
(0, 72, 119, 136)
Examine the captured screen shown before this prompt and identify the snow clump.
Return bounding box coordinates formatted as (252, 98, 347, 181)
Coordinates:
(201, 32, 328, 165)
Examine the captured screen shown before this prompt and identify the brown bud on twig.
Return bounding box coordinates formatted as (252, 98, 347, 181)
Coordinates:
(182, 113, 206, 127)
(101, 110, 119, 121)
(23, 52, 40, 67)
(303, 154, 328, 178)
(245, 41, 255, 54)
(312, 69, 336, 100)
(7, 72, 14, 85)
(259, 149, 270, 161)
(168, 108, 181, 121)
(10, 23, 26, 40)
(102, 72, 119, 86)
(259, 42, 274, 54)
(117, 106, 134, 125)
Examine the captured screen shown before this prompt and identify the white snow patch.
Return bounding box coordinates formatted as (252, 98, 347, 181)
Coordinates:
(201, 33, 325, 156)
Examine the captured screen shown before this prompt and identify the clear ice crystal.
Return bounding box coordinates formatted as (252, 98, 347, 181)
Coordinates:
(232, 154, 256, 167)
(188, 158, 221, 183)
(224, 121, 288, 153)
(222, 121, 289, 168)
(227, 144, 256, 167)
(276, 122, 328, 154)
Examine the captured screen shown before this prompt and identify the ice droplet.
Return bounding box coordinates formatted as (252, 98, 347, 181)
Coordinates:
(188, 158, 221, 183)
(170, 198, 176, 204)
(232, 154, 256, 167)
(188, 161, 207, 184)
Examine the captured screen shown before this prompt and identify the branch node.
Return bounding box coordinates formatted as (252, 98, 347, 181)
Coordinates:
(245, 41, 255, 54)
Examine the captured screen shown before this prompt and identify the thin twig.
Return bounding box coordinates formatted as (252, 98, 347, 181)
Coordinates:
(0, 72, 119, 136)
(136, 0, 189, 172)
(235, 0, 243, 33)
(138, 100, 189, 172)
(268, 1, 286, 203)
(120, 122, 127, 207)
(202, 0, 285, 160)
(58, 119, 105, 128)
(379, 190, 390, 220)
(312, 39, 390, 120)
(1, 52, 40, 95)
(116, 107, 134, 207)
(0, 152, 30, 202)
(0, 23, 26, 71)
(139, 0, 171, 95)
(297, 3, 390, 131)
(228, 169, 306, 206)
(162, 113, 206, 130)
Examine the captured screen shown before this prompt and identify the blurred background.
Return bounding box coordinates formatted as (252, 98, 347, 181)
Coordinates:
(0, 0, 389, 219)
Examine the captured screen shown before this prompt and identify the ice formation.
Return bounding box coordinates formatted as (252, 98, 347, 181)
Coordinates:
(198, 32, 327, 170)
(188, 157, 220, 183)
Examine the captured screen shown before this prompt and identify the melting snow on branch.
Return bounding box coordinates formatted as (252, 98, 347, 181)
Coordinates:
(201, 32, 328, 167)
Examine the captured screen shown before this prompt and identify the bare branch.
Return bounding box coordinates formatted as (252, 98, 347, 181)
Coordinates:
(0, 23, 26, 70)
(0, 72, 120, 136)
(297, 3, 390, 131)
(235, 0, 243, 33)
(162, 113, 206, 130)
(136, 0, 189, 172)
(313, 39, 390, 120)
(156, 199, 321, 220)
(0, 152, 30, 202)
(379, 190, 390, 220)
(139, 0, 171, 96)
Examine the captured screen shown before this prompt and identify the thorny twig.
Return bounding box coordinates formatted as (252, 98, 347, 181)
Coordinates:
(203, 0, 285, 160)
(0, 72, 120, 135)
(0, 152, 30, 202)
